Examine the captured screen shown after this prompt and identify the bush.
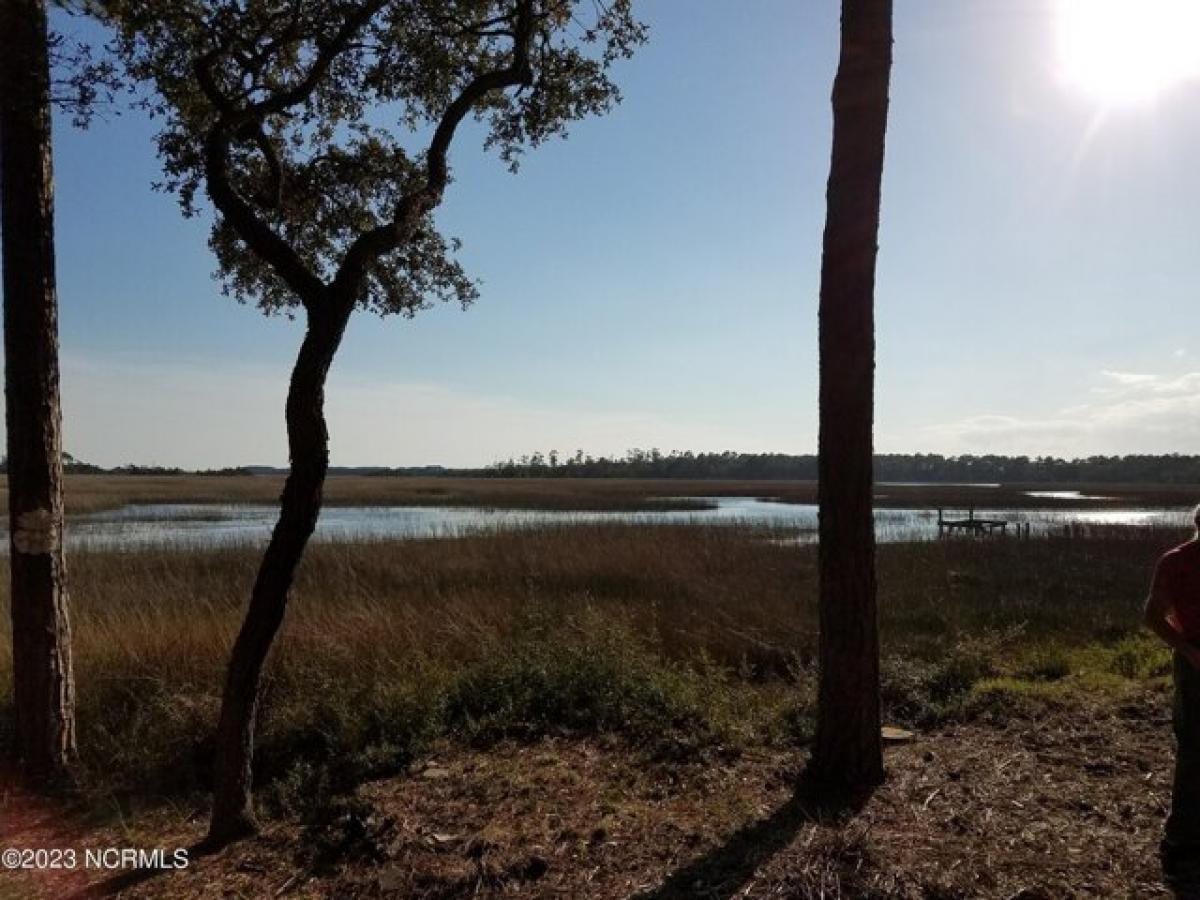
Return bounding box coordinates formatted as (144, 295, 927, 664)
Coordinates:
(1107, 636, 1172, 680)
(1013, 647, 1072, 682)
(440, 612, 724, 755)
(880, 641, 997, 726)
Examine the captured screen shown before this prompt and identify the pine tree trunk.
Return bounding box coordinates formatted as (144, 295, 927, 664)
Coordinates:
(207, 304, 350, 843)
(0, 0, 77, 779)
(809, 0, 893, 791)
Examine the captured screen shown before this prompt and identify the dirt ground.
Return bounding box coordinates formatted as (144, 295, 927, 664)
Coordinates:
(0, 684, 1181, 899)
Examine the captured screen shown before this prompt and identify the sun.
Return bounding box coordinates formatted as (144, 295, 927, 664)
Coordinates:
(1056, 0, 1200, 106)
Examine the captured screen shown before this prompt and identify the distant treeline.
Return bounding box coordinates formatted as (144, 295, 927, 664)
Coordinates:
(0, 453, 259, 477)
(484, 450, 1200, 483)
(0, 454, 450, 478)
(14, 450, 1200, 484)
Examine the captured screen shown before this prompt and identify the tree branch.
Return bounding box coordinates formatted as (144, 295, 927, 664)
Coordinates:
(330, 0, 536, 302)
(249, 0, 387, 117)
(237, 119, 283, 209)
(191, 1, 391, 309)
(193, 40, 324, 303)
(203, 125, 326, 304)
(425, 0, 535, 193)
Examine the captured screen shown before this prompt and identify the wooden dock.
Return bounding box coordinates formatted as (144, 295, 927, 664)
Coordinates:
(936, 507, 1029, 539)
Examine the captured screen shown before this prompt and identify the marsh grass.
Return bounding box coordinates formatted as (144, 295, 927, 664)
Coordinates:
(1, 474, 1192, 517)
(48, 475, 731, 515)
(0, 520, 1185, 814)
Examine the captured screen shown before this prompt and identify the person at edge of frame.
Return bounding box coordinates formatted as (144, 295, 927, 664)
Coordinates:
(1146, 504, 1200, 889)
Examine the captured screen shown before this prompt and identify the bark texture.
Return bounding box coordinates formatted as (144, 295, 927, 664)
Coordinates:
(200, 2, 537, 843)
(0, 0, 77, 779)
(810, 0, 893, 790)
(207, 303, 351, 841)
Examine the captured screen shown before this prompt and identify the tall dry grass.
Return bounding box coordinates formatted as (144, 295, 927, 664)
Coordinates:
(1, 473, 1192, 517)
(0, 520, 1183, 809)
(47, 475, 725, 515)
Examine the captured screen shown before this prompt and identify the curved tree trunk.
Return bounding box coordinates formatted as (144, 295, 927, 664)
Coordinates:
(0, 0, 77, 779)
(208, 302, 351, 843)
(809, 0, 892, 791)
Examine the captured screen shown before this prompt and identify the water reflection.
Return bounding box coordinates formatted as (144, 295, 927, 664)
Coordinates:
(1024, 490, 1117, 501)
(46, 497, 1191, 551)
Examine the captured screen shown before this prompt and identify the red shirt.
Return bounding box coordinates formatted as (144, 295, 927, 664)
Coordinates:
(1154, 541, 1200, 641)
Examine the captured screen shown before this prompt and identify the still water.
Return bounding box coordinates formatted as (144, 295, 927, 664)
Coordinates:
(58, 497, 1189, 551)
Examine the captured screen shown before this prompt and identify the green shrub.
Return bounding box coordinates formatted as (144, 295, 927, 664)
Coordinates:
(1107, 636, 1172, 680)
(880, 642, 997, 726)
(773, 701, 817, 746)
(1013, 647, 1072, 682)
(440, 614, 720, 753)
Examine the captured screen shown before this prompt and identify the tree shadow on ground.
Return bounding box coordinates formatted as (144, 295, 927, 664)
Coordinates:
(631, 776, 875, 900)
(66, 839, 220, 899)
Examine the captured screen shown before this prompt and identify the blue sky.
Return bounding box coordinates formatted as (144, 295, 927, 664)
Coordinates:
(29, 0, 1200, 467)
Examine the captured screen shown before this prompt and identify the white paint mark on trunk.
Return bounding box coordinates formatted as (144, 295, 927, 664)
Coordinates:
(14, 508, 56, 554)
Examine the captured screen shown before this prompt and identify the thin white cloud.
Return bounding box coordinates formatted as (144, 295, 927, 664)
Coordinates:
(1098, 369, 1157, 387)
(919, 369, 1200, 455)
(48, 355, 766, 469)
(31, 356, 1200, 467)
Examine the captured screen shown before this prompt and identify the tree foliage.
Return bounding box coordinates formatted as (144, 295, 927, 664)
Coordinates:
(89, 0, 646, 840)
(485, 450, 1200, 484)
(97, 0, 645, 316)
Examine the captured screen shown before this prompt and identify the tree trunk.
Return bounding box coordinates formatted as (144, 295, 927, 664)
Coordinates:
(809, 0, 893, 791)
(0, 0, 77, 779)
(207, 302, 351, 843)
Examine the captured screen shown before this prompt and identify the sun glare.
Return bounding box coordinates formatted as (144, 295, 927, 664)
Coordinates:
(1056, 0, 1200, 106)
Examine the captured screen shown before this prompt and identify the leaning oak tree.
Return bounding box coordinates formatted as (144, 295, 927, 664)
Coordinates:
(809, 0, 893, 790)
(100, 0, 644, 842)
(0, 0, 78, 779)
